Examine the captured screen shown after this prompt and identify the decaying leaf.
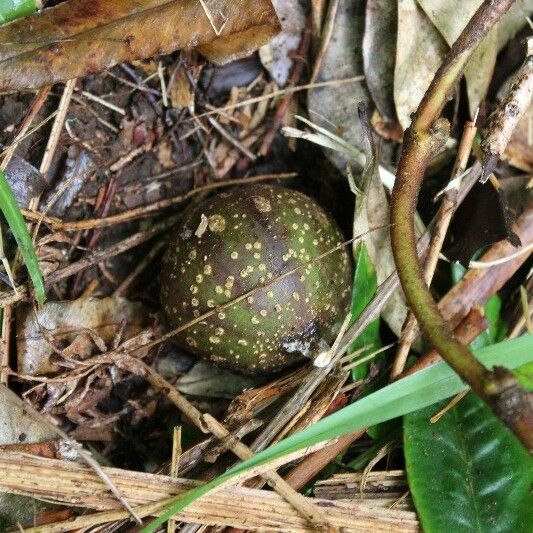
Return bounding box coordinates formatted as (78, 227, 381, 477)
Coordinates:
(17, 296, 149, 375)
(417, 0, 497, 118)
(353, 105, 408, 338)
(362, 0, 397, 122)
(176, 361, 263, 399)
(0, 385, 56, 529)
(395, 0, 447, 129)
(3, 153, 47, 209)
(0, 0, 281, 92)
(307, 0, 370, 172)
(259, 0, 306, 86)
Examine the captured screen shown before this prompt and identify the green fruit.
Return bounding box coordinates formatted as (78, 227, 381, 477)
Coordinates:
(160, 184, 353, 375)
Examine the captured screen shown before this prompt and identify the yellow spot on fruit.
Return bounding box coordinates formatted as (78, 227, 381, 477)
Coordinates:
(208, 214, 226, 232)
(260, 309, 267, 317)
(204, 264, 212, 275)
(230, 251, 239, 259)
(215, 285, 224, 294)
(209, 336, 221, 344)
(292, 292, 300, 301)
(196, 274, 203, 283)
(251, 316, 260, 324)
(253, 196, 272, 212)
(191, 298, 199, 306)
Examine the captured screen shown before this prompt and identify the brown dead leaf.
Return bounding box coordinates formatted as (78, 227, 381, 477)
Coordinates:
(16, 296, 149, 376)
(168, 64, 195, 110)
(0, 0, 280, 92)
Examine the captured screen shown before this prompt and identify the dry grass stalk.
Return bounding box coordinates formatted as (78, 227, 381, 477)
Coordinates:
(314, 470, 413, 511)
(0, 451, 419, 532)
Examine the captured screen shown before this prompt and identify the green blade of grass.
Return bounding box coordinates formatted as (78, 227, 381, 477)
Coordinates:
(142, 335, 533, 532)
(0, 169, 45, 304)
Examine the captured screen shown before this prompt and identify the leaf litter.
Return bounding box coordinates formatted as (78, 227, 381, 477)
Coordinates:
(0, 1, 531, 531)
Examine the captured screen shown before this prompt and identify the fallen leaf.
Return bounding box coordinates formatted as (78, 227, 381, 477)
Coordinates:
(3, 153, 47, 208)
(176, 360, 263, 399)
(17, 296, 149, 375)
(395, 0, 447, 129)
(417, 0, 497, 118)
(0, 0, 280, 92)
(0, 385, 56, 529)
(352, 145, 408, 338)
(259, 0, 306, 86)
(168, 64, 195, 110)
(496, 0, 532, 51)
(362, 0, 397, 122)
(307, 0, 370, 172)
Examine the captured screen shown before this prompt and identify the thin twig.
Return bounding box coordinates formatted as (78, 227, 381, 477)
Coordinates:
(207, 116, 257, 160)
(0, 385, 142, 524)
(0, 86, 51, 385)
(0, 217, 178, 308)
(115, 355, 333, 530)
(21, 173, 296, 231)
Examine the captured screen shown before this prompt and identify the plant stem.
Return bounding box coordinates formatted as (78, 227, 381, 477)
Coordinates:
(390, 0, 533, 449)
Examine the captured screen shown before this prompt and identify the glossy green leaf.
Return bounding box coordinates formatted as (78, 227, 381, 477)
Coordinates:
(404, 392, 533, 532)
(142, 335, 533, 533)
(0, 0, 36, 25)
(349, 242, 381, 379)
(0, 169, 45, 304)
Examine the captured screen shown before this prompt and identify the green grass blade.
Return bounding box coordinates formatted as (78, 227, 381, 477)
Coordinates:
(142, 335, 533, 532)
(0, 169, 45, 304)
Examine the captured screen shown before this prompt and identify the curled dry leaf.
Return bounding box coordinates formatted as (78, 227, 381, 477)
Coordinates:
(353, 115, 408, 339)
(16, 296, 149, 375)
(0, 0, 281, 92)
(259, 0, 306, 86)
(394, 0, 447, 130)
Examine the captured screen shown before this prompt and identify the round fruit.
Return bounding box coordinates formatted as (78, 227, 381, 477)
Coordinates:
(159, 184, 352, 375)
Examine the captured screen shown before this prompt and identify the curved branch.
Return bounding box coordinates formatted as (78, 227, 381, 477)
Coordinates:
(391, 0, 533, 449)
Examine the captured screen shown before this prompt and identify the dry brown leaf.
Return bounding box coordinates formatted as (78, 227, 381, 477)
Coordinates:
(394, 0, 447, 129)
(16, 296, 149, 376)
(0, 0, 280, 92)
(168, 64, 195, 110)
